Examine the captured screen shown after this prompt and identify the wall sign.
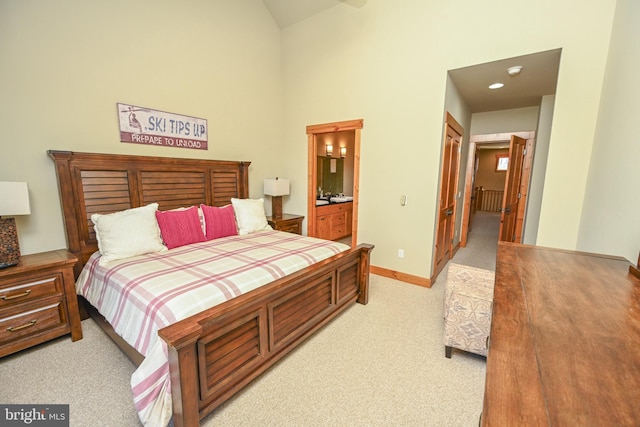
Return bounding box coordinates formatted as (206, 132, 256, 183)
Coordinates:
(117, 103, 208, 150)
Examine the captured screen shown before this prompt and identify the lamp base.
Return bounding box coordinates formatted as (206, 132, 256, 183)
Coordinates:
(0, 260, 18, 269)
(271, 196, 283, 220)
(0, 217, 20, 268)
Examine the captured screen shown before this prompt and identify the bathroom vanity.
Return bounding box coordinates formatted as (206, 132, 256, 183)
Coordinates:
(316, 201, 352, 241)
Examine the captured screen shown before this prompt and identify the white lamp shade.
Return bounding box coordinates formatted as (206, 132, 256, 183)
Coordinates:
(263, 178, 290, 197)
(0, 182, 31, 216)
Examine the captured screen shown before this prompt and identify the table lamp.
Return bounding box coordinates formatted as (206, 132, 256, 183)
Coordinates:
(263, 178, 290, 220)
(0, 182, 31, 268)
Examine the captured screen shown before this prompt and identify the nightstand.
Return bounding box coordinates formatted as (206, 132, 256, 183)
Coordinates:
(267, 213, 305, 235)
(0, 249, 82, 358)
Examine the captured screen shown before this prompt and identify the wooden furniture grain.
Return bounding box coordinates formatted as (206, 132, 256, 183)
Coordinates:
(266, 213, 304, 235)
(482, 242, 640, 426)
(0, 249, 82, 358)
(316, 202, 352, 241)
(49, 150, 373, 427)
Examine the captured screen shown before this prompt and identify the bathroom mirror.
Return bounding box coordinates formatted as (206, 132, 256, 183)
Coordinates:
(316, 156, 343, 195)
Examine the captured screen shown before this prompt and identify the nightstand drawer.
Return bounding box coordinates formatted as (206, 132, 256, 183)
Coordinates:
(0, 298, 66, 345)
(0, 250, 81, 357)
(278, 223, 302, 234)
(0, 273, 62, 308)
(267, 214, 305, 235)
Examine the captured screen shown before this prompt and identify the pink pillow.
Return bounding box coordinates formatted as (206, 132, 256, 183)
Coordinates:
(155, 206, 206, 249)
(200, 204, 238, 240)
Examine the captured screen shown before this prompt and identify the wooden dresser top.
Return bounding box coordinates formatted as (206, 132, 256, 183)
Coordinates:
(482, 242, 640, 426)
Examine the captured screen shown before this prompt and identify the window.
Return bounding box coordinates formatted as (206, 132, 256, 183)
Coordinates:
(495, 154, 509, 172)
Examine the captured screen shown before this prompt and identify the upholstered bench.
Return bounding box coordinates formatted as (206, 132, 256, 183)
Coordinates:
(443, 263, 495, 358)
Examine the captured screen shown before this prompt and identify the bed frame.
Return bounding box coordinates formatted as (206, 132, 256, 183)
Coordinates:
(48, 150, 373, 427)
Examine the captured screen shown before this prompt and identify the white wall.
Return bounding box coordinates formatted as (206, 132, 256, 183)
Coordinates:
(0, 0, 284, 255)
(523, 95, 555, 244)
(281, 0, 617, 279)
(578, 0, 640, 262)
(470, 107, 540, 136)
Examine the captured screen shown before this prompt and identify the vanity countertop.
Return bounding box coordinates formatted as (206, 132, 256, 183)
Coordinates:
(316, 196, 353, 206)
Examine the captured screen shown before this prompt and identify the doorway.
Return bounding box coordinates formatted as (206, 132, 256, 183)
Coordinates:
(440, 49, 559, 283)
(460, 131, 535, 247)
(306, 119, 363, 248)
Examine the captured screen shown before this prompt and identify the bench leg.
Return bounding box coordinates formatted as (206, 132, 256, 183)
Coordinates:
(445, 345, 453, 358)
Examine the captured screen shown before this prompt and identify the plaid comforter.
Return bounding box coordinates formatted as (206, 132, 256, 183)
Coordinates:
(76, 230, 350, 426)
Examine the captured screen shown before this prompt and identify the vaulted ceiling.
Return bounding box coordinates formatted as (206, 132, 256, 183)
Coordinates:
(262, 0, 341, 28)
(262, 1, 560, 113)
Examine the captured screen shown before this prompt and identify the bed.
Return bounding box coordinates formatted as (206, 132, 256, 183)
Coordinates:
(48, 150, 374, 427)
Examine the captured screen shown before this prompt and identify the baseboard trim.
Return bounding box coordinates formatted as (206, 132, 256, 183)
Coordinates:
(371, 265, 432, 288)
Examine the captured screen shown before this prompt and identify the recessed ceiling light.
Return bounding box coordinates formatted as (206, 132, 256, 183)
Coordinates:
(488, 82, 504, 89)
(507, 65, 523, 76)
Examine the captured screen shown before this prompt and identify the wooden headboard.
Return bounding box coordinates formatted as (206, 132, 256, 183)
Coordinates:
(48, 150, 250, 277)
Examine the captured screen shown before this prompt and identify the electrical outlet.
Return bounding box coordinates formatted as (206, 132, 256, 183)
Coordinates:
(398, 249, 404, 258)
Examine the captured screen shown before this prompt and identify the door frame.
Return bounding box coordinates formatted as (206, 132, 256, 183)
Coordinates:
(460, 131, 535, 247)
(432, 112, 463, 282)
(306, 119, 363, 248)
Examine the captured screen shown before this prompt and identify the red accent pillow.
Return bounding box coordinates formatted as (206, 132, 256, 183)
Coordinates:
(200, 204, 238, 240)
(155, 206, 206, 249)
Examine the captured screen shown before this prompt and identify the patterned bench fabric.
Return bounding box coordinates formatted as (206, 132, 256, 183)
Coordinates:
(443, 263, 495, 357)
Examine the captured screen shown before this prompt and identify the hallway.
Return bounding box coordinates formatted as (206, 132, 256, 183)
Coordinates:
(451, 212, 500, 271)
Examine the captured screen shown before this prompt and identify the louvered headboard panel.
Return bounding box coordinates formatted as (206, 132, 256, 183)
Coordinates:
(140, 171, 207, 210)
(212, 171, 241, 206)
(49, 150, 250, 277)
(80, 170, 133, 243)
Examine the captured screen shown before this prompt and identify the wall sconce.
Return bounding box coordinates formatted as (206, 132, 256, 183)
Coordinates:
(325, 144, 333, 157)
(0, 182, 31, 268)
(263, 177, 290, 220)
(340, 146, 347, 158)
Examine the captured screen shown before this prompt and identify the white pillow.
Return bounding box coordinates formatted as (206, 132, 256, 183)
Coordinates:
(230, 198, 272, 235)
(91, 203, 167, 266)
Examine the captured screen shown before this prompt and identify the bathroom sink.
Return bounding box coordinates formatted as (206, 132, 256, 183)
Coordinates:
(316, 200, 329, 206)
(329, 196, 353, 203)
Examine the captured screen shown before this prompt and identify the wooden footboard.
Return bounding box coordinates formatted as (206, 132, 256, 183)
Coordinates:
(159, 243, 372, 427)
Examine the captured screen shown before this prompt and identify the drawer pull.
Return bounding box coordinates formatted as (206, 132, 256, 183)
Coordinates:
(1, 290, 32, 301)
(7, 320, 37, 332)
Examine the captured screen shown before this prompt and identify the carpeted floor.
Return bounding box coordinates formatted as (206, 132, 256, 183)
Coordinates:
(450, 212, 500, 271)
(0, 213, 500, 427)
